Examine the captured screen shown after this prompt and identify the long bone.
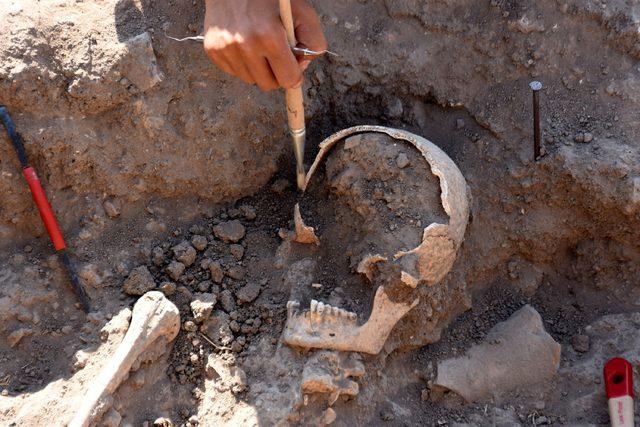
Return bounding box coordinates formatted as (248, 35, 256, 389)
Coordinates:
(70, 291, 180, 427)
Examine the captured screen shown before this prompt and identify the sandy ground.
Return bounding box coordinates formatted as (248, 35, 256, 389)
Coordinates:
(1, 0, 640, 425)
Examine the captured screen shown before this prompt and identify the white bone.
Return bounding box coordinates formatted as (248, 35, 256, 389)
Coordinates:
(69, 292, 180, 427)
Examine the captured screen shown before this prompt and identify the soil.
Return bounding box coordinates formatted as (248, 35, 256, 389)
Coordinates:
(1, 0, 640, 426)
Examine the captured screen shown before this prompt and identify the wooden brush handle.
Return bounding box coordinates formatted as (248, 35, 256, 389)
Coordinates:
(279, 0, 305, 132)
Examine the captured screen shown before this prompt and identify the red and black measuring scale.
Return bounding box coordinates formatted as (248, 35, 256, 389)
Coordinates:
(1, 106, 91, 313)
(604, 357, 635, 427)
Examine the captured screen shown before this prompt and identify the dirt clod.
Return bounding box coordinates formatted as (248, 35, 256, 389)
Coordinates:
(213, 220, 246, 243)
(123, 266, 156, 296)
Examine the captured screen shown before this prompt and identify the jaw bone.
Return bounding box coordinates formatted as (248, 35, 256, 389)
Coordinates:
(283, 286, 418, 355)
(69, 291, 180, 427)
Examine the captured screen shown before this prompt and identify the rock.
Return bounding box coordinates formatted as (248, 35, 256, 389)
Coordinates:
(236, 282, 261, 304)
(434, 305, 560, 402)
(322, 408, 337, 425)
(205, 354, 247, 393)
(102, 408, 122, 427)
(191, 293, 217, 323)
(152, 247, 165, 266)
(455, 118, 465, 130)
(172, 241, 197, 266)
(8, 327, 33, 347)
(229, 244, 244, 260)
(213, 220, 246, 243)
(153, 417, 174, 427)
(103, 200, 121, 218)
(202, 310, 234, 346)
(219, 290, 236, 313)
(396, 153, 410, 169)
(160, 281, 176, 296)
(226, 265, 245, 280)
(239, 205, 256, 220)
(191, 235, 208, 251)
(571, 334, 590, 353)
(121, 32, 163, 91)
(166, 261, 185, 280)
(183, 320, 197, 332)
(123, 266, 156, 295)
(73, 350, 89, 370)
(197, 280, 211, 292)
(209, 261, 224, 283)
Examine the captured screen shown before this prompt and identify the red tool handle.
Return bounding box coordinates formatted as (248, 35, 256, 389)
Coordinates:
(22, 167, 66, 251)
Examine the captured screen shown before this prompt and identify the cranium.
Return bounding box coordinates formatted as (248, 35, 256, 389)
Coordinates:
(282, 126, 469, 354)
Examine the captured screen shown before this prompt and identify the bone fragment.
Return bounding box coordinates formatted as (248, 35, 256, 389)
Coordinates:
(70, 291, 180, 427)
(293, 204, 320, 245)
(283, 286, 418, 354)
(301, 351, 365, 405)
(356, 254, 387, 282)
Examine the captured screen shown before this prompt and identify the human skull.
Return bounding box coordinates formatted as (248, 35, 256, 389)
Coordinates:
(282, 126, 469, 354)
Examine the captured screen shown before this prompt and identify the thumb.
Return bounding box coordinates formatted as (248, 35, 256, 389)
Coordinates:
(291, 0, 327, 52)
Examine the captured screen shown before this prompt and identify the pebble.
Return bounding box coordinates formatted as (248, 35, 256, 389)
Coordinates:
(183, 320, 197, 332)
(571, 334, 590, 353)
(219, 290, 236, 313)
(236, 282, 261, 304)
(152, 247, 165, 266)
(226, 265, 245, 280)
(229, 244, 244, 260)
(153, 417, 173, 427)
(396, 153, 410, 168)
(229, 320, 240, 333)
(197, 280, 211, 292)
(213, 220, 246, 243)
(322, 408, 337, 425)
(188, 415, 199, 425)
(172, 241, 197, 266)
(209, 261, 224, 283)
(160, 281, 176, 296)
(1, 389, 8, 396)
(103, 199, 121, 218)
(123, 266, 156, 295)
(190, 293, 217, 323)
(239, 205, 256, 220)
(191, 235, 208, 251)
(166, 261, 186, 280)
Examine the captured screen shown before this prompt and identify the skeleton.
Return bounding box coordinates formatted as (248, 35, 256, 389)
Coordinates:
(283, 126, 469, 355)
(70, 291, 180, 427)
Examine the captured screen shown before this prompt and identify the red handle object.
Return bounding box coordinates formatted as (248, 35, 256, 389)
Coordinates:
(22, 167, 66, 251)
(604, 357, 634, 427)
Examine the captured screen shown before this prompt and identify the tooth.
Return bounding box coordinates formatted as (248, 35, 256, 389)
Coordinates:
(293, 301, 300, 308)
(332, 306, 340, 316)
(348, 312, 357, 320)
(310, 300, 318, 312)
(287, 301, 293, 309)
(317, 302, 325, 314)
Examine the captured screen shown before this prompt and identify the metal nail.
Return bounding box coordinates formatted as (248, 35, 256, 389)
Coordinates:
(529, 81, 543, 161)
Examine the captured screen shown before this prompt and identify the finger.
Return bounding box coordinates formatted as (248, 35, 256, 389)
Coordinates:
(210, 51, 235, 76)
(263, 30, 303, 89)
(291, 0, 328, 52)
(224, 46, 256, 85)
(242, 52, 279, 91)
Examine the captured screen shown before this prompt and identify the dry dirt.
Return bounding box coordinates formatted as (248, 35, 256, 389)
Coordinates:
(1, 0, 640, 426)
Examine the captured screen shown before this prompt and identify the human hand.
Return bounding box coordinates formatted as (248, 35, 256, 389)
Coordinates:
(203, 0, 326, 91)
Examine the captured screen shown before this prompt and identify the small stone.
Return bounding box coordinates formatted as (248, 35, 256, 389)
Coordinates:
(1, 389, 8, 396)
(152, 247, 165, 266)
(271, 178, 290, 194)
(123, 266, 155, 295)
(160, 281, 176, 296)
(322, 408, 337, 425)
(229, 320, 240, 333)
(73, 350, 89, 370)
(219, 290, 236, 313)
(191, 293, 217, 323)
(236, 282, 261, 304)
(166, 261, 186, 280)
(229, 244, 244, 261)
(226, 265, 245, 280)
(455, 118, 465, 129)
(420, 388, 429, 401)
(190, 353, 199, 363)
(188, 415, 199, 425)
(103, 199, 121, 218)
(231, 341, 243, 353)
(209, 261, 224, 283)
(153, 417, 174, 427)
(396, 153, 410, 169)
(172, 241, 197, 266)
(191, 235, 208, 251)
(197, 280, 211, 292)
(102, 408, 122, 427)
(183, 320, 197, 332)
(583, 132, 594, 143)
(78, 263, 103, 288)
(239, 205, 256, 220)
(213, 220, 246, 243)
(571, 334, 590, 353)
(202, 310, 233, 345)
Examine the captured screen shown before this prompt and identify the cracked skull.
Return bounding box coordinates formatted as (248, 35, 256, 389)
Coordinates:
(282, 126, 469, 354)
